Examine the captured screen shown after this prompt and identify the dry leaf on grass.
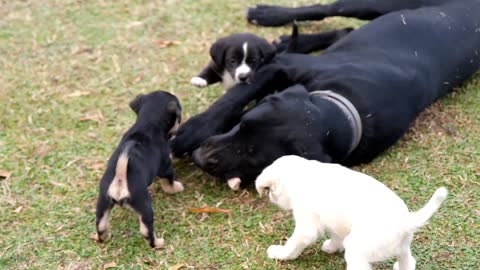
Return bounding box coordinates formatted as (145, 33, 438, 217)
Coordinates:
(0, 170, 12, 181)
(103, 262, 117, 269)
(157, 40, 181, 48)
(13, 206, 23, 213)
(188, 207, 231, 214)
(90, 162, 104, 170)
(64, 91, 91, 98)
(79, 111, 104, 123)
(34, 142, 50, 158)
(168, 263, 185, 270)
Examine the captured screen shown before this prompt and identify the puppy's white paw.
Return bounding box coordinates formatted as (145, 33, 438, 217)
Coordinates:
(190, 77, 208, 88)
(172, 180, 184, 193)
(321, 239, 342, 254)
(227, 177, 241, 191)
(267, 245, 289, 260)
(393, 262, 400, 270)
(153, 237, 165, 249)
(160, 179, 184, 194)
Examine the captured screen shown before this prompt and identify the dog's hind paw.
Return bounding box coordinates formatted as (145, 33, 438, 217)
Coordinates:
(190, 77, 208, 88)
(321, 239, 343, 254)
(160, 179, 184, 194)
(153, 238, 165, 249)
(91, 231, 111, 243)
(172, 181, 184, 193)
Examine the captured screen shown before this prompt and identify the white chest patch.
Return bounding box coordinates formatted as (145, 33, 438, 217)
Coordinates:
(234, 42, 251, 82)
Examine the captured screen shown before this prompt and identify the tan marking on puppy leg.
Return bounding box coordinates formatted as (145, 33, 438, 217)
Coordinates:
(97, 209, 111, 241)
(139, 216, 149, 238)
(227, 177, 241, 190)
(139, 216, 164, 249)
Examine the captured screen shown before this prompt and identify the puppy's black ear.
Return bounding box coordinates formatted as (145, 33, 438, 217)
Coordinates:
(129, 94, 145, 114)
(210, 39, 227, 66)
(259, 42, 276, 63)
(167, 100, 182, 123)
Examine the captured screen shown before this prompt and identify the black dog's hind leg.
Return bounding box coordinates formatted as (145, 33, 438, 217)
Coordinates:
(275, 27, 354, 54)
(247, 0, 440, 26)
(132, 193, 164, 248)
(95, 193, 114, 242)
(191, 61, 222, 88)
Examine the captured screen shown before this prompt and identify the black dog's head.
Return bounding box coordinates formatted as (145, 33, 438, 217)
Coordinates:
(192, 85, 334, 187)
(129, 90, 182, 137)
(210, 33, 276, 88)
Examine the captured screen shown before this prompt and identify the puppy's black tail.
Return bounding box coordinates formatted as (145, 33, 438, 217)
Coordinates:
(109, 141, 136, 201)
(286, 21, 299, 53)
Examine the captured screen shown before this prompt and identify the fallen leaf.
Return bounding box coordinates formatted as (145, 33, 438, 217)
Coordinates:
(0, 170, 12, 181)
(89, 232, 99, 242)
(168, 263, 185, 270)
(72, 46, 93, 55)
(157, 40, 181, 48)
(90, 162, 104, 170)
(79, 111, 104, 123)
(34, 142, 50, 158)
(13, 206, 23, 213)
(64, 91, 91, 98)
(103, 262, 117, 269)
(188, 207, 231, 214)
(133, 74, 143, 84)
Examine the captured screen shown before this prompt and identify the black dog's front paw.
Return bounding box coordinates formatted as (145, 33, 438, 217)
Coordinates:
(170, 114, 216, 157)
(247, 5, 295, 26)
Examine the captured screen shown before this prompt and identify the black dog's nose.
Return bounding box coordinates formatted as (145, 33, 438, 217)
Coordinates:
(238, 73, 249, 82)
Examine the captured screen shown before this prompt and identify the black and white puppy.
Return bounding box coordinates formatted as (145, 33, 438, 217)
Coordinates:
(95, 91, 183, 249)
(190, 33, 276, 89)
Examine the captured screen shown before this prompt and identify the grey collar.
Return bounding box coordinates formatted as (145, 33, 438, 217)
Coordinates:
(310, 90, 362, 155)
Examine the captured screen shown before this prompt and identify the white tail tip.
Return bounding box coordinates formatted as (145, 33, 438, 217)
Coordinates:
(433, 187, 448, 204)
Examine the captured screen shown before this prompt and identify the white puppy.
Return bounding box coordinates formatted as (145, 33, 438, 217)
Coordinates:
(255, 155, 448, 270)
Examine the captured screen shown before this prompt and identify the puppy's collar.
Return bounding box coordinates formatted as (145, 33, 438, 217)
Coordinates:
(310, 90, 362, 155)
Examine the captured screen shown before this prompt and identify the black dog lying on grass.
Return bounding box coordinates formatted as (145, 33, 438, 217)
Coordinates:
(171, 0, 480, 188)
(95, 91, 183, 248)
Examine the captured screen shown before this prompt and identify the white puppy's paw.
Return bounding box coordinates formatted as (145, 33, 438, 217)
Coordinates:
(393, 262, 400, 270)
(190, 77, 208, 88)
(321, 239, 342, 254)
(267, 245, 289, 260)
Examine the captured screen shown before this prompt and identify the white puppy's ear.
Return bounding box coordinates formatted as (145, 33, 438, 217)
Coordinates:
(255, 174, 277, 197)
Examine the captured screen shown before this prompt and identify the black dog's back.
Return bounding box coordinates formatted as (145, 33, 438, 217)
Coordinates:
(271, 0, 480, 165)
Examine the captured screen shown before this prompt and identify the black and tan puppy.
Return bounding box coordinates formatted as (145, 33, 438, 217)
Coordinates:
(190, 33, 276, 90)
(95, 91, 183, 248)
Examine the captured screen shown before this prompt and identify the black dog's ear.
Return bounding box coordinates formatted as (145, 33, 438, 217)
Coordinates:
(167, 100, 182, 123)
(210, 39, 227, 66)
(259, 42, 276, 63)
(129, 94, 145, 114)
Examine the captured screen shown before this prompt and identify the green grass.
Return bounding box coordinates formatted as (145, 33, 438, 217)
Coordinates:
(0, 0, 479, 269)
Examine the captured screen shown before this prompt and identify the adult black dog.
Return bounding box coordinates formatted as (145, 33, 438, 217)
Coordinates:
(171, 0, 480, 188)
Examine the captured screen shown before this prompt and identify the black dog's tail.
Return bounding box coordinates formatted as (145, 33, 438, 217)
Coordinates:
(286, 21, 299, 53)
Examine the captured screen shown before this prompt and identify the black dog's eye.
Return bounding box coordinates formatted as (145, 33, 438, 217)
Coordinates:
(229, 58, 236, 65)
(250, 58, 257, 64)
